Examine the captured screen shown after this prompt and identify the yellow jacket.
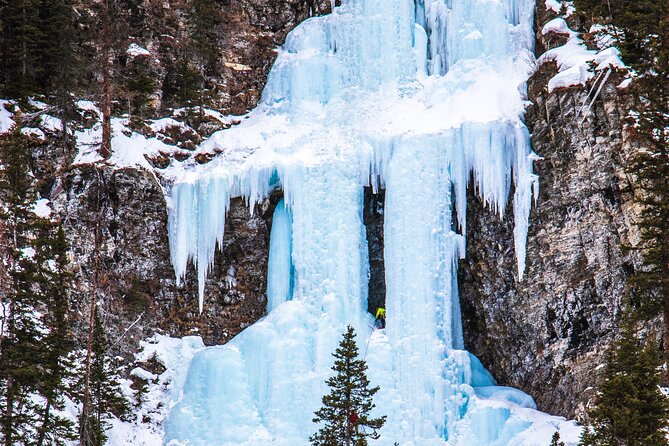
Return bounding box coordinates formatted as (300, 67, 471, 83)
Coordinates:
(375, 308, 386, 319)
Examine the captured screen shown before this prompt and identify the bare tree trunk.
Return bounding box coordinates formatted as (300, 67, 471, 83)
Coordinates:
(100, 0, 112, 159)
(80, 169, 104, 444)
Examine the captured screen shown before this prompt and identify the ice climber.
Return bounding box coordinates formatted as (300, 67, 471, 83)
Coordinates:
(374, 307, 386, 329)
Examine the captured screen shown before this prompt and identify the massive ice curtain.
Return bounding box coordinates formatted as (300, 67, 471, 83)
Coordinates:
(164, 0, 579, 445)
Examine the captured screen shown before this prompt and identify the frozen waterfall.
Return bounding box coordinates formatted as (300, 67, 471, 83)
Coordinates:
(164, 0, 580, 445)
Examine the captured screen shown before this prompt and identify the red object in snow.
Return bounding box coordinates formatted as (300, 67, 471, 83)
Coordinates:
(349, 411, 359, 425)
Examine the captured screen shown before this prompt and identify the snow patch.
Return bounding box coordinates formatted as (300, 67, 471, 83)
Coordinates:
(127, 43, 151, 58)
(40, 114, 63, 132)
(542, 18, 576, 37)
(33, 198, 52, 218)
(537, 20, 625, 92)
(106, 335, 205, 446)
(21, 127, 46, 141)
(0, 100, 15, 134)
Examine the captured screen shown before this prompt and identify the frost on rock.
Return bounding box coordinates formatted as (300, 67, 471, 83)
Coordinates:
(164, 0, 580, 445)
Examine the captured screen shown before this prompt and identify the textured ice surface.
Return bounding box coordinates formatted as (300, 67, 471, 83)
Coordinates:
(267, 199, 294, 312)
(165, 0, 580, 445)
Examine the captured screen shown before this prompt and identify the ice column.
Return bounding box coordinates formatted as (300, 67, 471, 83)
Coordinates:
(267, 199, 294, 312)
(383, 137, 467, 442)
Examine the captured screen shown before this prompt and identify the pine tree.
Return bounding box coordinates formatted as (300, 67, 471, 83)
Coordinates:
(79, 307, 129, 446)
(310, 326, 386, 446)
(0, 117, 44, 445)
(579, 319, 669, 446)
(35, 225, 76, 446)
(550, 431, 565, 446)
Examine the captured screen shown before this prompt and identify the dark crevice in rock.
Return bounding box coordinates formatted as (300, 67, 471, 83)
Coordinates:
(364, 187, 386, 316)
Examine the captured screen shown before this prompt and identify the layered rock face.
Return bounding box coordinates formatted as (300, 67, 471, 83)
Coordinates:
(458, 4, 640, 420)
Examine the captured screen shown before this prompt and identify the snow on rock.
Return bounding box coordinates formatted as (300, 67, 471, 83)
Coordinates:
(0, 100, 15, 134)
(106, 335, 205, 446)
(545, 0, 562, 12)
(40, 114, 63, 132)
(33, 198, 52, 218)
(544, 0, 574, 15)
(21, 247, 36, 259)
(76, 100, 100, 114)
(617, 78, 633, 89)
(538, 19, 625, 92)
(149, 117, 190, 134)
(542, 18, 576, 37)
(74, 117, 184, 171)
(127, 43, 151, 58)
(21, 127, 46, 141)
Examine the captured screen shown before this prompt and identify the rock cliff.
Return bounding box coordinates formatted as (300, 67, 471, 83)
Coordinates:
(458, 3, 643, 420)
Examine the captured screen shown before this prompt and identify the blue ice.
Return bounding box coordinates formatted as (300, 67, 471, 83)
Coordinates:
(164, 0, 578, 445)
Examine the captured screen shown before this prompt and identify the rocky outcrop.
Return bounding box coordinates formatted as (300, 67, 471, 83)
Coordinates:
(458, 4, 642, 420)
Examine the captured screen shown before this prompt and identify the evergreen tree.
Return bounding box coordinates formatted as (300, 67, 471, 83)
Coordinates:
(79, 307, 129, 446)
(310, 326, 386, 446)
(0, 117, 44, 445)
(0, 0, 42, 98)
(38, 0, 77, 150)
(550, 431, 565, 446)
(187, 0, 222, 111)
(162, 57, 201, 108)
(124, 55, 156, 121)
(0, 116, 78, 445)
(579, 319, 669, 446)
(35, 225, 76, 446)
(573, 0, 669, 347)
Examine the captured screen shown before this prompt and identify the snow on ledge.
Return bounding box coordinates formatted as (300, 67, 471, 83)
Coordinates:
(33, 198, 52, 218)
(127, 43, 151, 58)
(538, 20, 625, 92)
(544, 0, 575, 16)
(542, 18, 576, 37)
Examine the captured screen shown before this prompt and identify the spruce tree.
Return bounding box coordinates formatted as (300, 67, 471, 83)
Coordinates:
(79, 307, 129, 446)
(0, 117, 44, 445)
(550, 432, 565, 446)
(579, 319, 669, 446)
(310, 325, 386, 446)
(35, 225, 76, 446)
